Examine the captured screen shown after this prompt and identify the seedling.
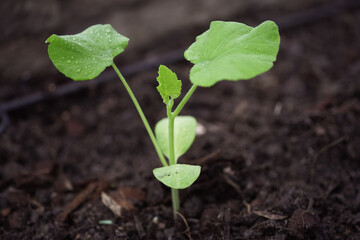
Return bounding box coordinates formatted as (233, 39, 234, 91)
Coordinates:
(46, 21, 280, 218)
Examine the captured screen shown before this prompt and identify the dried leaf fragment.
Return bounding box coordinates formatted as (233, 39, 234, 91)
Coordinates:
(101, 187, 145, 217)
(252, 210, 287, 220)
(101, 192, 122, 217)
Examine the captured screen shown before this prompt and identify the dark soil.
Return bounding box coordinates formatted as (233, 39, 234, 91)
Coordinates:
(1, 7, 360, 240)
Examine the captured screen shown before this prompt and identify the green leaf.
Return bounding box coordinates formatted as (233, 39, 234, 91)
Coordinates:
(155, 116, 197, 162)
(184, 20, 280, 87)
(156, 65, 182, 104)
(46, 24, 129, 81)
(153, 164, 201, 189)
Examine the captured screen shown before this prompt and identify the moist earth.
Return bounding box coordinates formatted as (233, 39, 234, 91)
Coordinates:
(1, 6, 360, 240)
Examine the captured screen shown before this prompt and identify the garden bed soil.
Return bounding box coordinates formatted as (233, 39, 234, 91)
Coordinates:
(1, 8, 360, 240)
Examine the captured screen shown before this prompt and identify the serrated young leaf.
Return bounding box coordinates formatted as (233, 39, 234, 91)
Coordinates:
(46, 24, 129, 81)
(153, 164, 201, 189)
(155, 116, 197, 162)
(156, 65, 182, 104)
(184, 20, 280, 87)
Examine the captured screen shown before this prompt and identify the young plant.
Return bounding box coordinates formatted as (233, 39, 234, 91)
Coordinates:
(46, 21, 280, 218)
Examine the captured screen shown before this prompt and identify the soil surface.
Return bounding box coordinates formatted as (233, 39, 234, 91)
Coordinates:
(1, 5, 360, 240)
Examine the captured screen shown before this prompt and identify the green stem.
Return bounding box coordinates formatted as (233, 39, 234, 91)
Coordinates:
(167, 102, 176, 165)
(167, 99, 180, 218)
(172, 84, 197, 116)
(171, 188, 180, 218)
(112, 62, 168, 167)
(167, 84, 198, 218)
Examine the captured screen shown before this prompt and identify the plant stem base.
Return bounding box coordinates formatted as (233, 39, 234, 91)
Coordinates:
(171, 188, 180, 219)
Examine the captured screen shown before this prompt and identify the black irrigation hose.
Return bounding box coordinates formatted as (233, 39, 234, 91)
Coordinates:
(0, 48, 185, 114)
(0, 111, 9, 134)
(0, 49, 184, 134)
(0, 0, 359, 134)
(276, 0, 360, 31)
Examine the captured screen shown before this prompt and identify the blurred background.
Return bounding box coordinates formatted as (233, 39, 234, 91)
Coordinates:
(0, 0, 329, 83)
(1, 0, 360, 239)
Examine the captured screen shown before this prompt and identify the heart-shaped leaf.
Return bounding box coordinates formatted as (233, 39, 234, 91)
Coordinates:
(153, 164, 201, 189)
(155, 116, 197, 162)
(156, 65, 182, 104)
(184, 20, 280, 87)
(46, 24, 129, 81)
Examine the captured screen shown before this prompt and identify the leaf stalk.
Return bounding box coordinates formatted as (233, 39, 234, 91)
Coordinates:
(112, 62, 168, 167)
(172, 84, 197, 116)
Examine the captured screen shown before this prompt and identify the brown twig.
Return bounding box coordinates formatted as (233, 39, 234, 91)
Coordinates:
(222, 174, 253, 215)
(189, 149, 222, 166)
(313, 136, 346, 162)
(56, 182, 98, 223)
(310, 136, 346, 180)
